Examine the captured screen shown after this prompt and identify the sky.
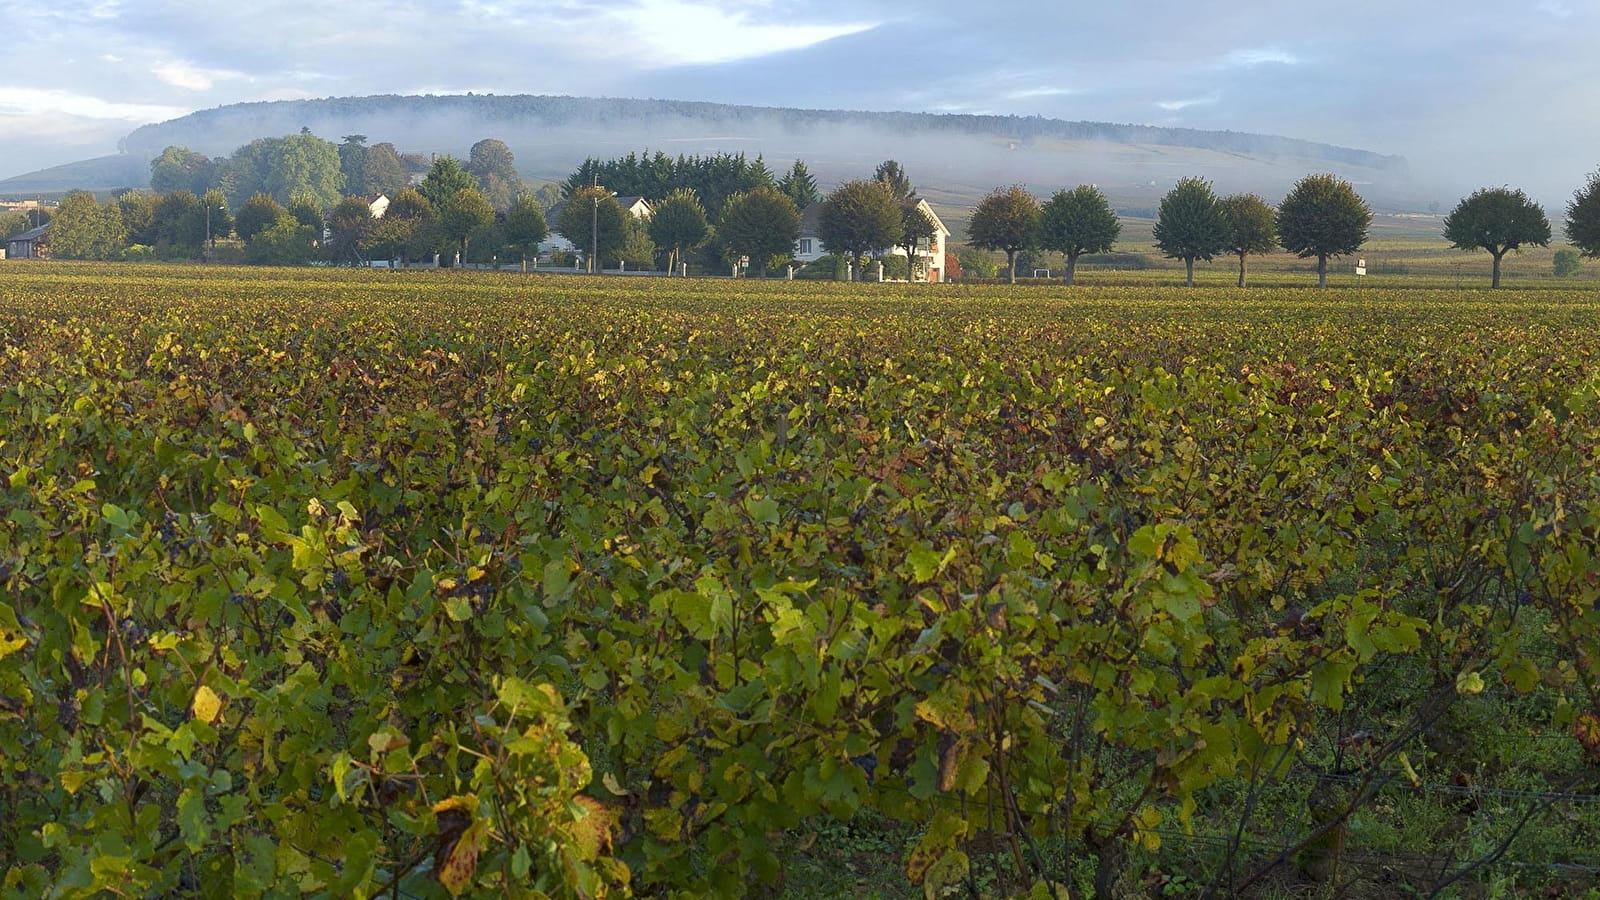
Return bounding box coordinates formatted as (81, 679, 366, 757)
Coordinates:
(5, 0, 1599, 203)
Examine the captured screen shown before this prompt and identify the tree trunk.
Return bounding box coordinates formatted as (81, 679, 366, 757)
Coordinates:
(1085, 828, 1127, 900)
(1007, 250, 1018, 284)
(1491, 250, 1504, 288)
(1237, 251, 1247, 288)
(1065, 254, 1077, 286)
(1317, 254, 1328, 288)
(1184, 257, 1195, 287)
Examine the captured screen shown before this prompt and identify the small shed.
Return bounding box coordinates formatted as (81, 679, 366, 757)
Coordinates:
(5, 223, 50, 260)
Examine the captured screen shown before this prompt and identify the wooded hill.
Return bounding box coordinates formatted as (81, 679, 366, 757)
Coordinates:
(5, 94, 1414, 209)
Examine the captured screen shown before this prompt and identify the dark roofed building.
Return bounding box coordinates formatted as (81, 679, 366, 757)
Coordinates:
(5, 223, 50, 260)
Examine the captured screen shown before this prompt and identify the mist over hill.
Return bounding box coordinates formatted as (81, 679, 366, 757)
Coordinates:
(9, 94, 1418, 209)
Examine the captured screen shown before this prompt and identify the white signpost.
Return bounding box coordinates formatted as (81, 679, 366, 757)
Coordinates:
(1355, 257, 1367, 277)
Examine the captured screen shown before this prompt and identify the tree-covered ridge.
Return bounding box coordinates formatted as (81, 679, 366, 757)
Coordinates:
(120, 93, 1407, 172)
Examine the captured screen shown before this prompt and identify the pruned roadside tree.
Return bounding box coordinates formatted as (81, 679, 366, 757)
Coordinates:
(1278, 173, 1372, 288)
(719, 185, 801, 277)
(1037, 185, 1120, 286)
(1153, 176, 1227, 287)
(1564, 170, 1600, 258)
(896, 202, 938, 282)
(365, 188, 433, 266)
(234, 193, 286, 243)
(503, 194, 549, 269)
(1219, 193, 1278, 288)
(439, 187, 495, 265)
(557, 186, 627, 273)
(819, 180, 902, 281)
(1442, 187, 1551, 288)
(326, 195, 375, 266)
(649, 187, 709, 275)
(969, 185, 1040, 284)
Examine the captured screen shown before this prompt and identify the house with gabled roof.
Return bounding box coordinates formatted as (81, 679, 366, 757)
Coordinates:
(5, 223, 50, 260)
(793, 198, 951, 282)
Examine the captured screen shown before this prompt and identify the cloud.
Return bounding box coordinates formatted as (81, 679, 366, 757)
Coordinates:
(0, 88, 189, 123)
(1156, 94, 1219, 112)
(1223, 47, 1301, 67)
(597, 0, 875, 66)
(152, 60, 244, 91)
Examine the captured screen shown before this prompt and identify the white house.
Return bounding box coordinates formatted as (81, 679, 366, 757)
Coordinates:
(365, 194, 390, 218)
(793, 198, 951, 282)
(546, 195, 653, 254)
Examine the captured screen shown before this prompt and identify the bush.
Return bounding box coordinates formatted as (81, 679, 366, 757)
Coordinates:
(1554, 248, 1581, 277)
(795, 254, 848, 280)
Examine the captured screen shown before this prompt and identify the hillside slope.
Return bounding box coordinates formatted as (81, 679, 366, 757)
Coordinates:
(4, 94, 1414, 208)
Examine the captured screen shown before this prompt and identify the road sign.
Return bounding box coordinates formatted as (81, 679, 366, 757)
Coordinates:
(1355, 257, 1367, 277)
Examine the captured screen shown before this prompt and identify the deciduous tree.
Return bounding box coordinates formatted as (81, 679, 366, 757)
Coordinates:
(896, 202, 938, 282)
(151, 190, 205, 251)
(326, 195, 375, 265)
(557, 186, 626, 273)
(1277, 173, 1372, 288)
(439, 188, 495, 264)
(467, 139, 523, 211)
(117, 192, 157, 246)
(149, 146, 215, 195)
(363, 142, 410, 198)
(503, 194, 549, 267)
(1037, 185, 1120, 285)
(1564, 170, 1600, 259)
(819, 180, 903, 280)
(234, 193, 286, 243)
(1218, 193, 1278, 288)
(718, 185, 801, 277)
(968, 185, 1040, 284)
(50, 191, 127, 261)
(1442, 187, 1550, 288)
(1153, 176, 1226, 287)
(649, 187, 709, 274)
(219, 131, 344, 210)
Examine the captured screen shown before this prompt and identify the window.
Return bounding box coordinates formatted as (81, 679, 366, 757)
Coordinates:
(798, 239, 812, 255)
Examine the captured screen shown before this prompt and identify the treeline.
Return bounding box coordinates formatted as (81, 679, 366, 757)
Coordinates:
(119, 93, 1405, 172)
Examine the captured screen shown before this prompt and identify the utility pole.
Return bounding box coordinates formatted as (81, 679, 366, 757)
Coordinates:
(590, 172, 599, 275)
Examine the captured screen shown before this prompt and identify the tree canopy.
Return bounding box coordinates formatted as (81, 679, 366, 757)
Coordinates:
(719, 185, 801, 277)
(235, 193, 287, 243)
(1036, 185, 1120, 285)
(819, 180, 903, 280)
(874, 160, 916, 203)
(968, 185, 1041, 284)
(438, 188, 496, 263)
(50, 191, 127, 261)
(468, 139, 522, 211)
(1564, 171, 1600, 259)
(778, 161, 819, 210)
(326, 195, 375, 265)
(503, 194, 549, 264)
(1152, 176, 1226, 287)
(557, 186, 627, 273)
(1277, 173, 1372, 288)
(418, 156, 479, 210)
(219, 132, 344, 210)
(1443, 187, 1551, 288)
(649, 188, 710, 275)
(1218, 193, 1278, 288)
(149, 146, 215, 196)
(896, 203, 938, 282)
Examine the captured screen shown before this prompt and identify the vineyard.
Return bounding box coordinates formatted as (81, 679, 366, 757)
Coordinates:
(2, 264, 1599, 899)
